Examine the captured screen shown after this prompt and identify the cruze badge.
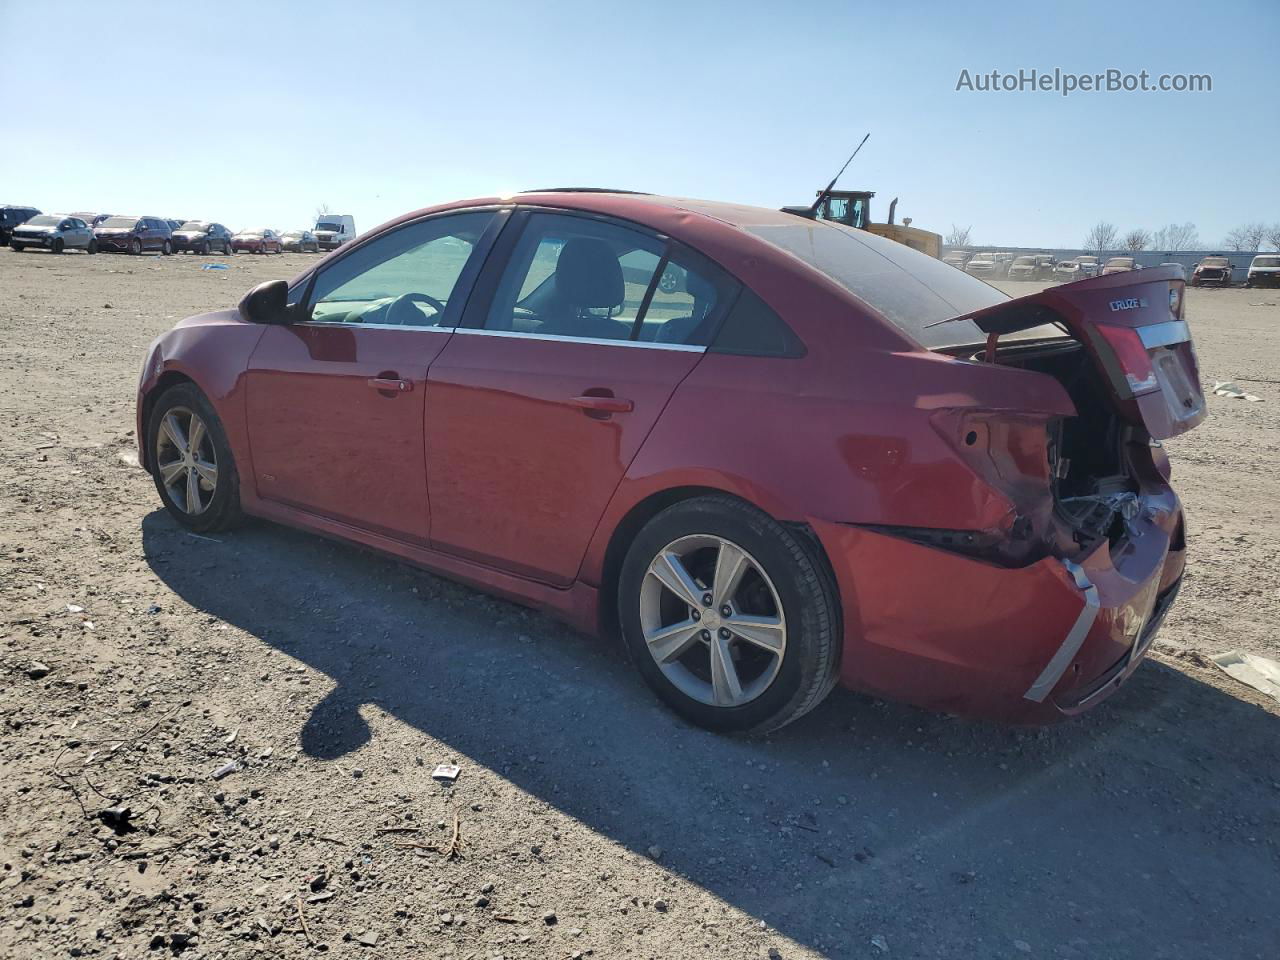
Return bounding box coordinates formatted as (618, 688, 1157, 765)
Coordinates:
(1109, 297, 1147, 312)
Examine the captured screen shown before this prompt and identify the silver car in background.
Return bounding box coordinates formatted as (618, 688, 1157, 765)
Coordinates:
(9, 214, 96, 254)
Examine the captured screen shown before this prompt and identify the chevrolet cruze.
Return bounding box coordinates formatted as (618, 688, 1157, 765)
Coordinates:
(136, 191, 1205, 732)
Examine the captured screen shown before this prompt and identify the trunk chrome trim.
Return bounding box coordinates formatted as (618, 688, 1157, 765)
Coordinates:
(1024, 560, 1100, 702)
(1136, 319, 1191, 350)
(451, 328, 707, 352)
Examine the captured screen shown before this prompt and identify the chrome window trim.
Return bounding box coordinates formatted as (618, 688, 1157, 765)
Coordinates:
(291, 320, 454, 333)
(1136, 319, 1190, 350)
(450, 327, 707, 352)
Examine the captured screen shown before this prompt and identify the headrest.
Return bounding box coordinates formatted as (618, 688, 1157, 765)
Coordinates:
(554, 238, 624, 309)
(684, 269, 716, 305)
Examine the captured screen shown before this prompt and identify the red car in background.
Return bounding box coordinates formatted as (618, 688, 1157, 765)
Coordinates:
(231, 228, 284, 254)
(135, 191, 1205, 732)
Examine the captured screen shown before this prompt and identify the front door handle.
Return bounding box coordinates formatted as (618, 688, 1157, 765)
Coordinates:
(368, 377, 412, 393)
(571, 394, 633, 414)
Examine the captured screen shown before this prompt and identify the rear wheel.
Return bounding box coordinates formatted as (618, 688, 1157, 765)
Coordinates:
(618, 496, 840, 734)
(162, 240, 172, 255)
(86, 239, 97, 254)
(147, 383, 241, 532)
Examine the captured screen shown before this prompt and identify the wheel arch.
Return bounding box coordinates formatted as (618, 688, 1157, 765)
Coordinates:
(591, 483, 840, 643)
(139, 371, 198, 473)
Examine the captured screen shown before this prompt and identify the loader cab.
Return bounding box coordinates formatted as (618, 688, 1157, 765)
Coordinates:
(814, 190, 873, 229)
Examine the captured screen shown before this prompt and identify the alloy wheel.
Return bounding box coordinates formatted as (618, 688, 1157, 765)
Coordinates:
(155, 407, 218, 515)
(640, 535, 786, 707)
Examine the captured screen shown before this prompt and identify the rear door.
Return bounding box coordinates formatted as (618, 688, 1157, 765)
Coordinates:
(244, 209, 500, 542)
(424, 209, 733, 585)
(966, 265, 1206, 440)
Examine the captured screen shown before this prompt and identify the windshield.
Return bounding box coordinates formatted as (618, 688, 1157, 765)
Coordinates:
(1107, 258, 1134, 266)
(969, 255, 994, 262)
(1202, 257, 1229, 266)
(238, 230, 264, 237)
(100, 217, 137, 229)
(316, 221, 342, 231)
(282, 231, 303, 239)
(26, 215, 61, 227)
(1254, 257, 1280, 268)
(1013, 257, 1036, 265)
(178, 221, 208, 232)
(746, 221, 1013, 348)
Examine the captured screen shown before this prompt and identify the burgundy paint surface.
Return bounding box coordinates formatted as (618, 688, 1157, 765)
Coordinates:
(137, 192, 1198, 723)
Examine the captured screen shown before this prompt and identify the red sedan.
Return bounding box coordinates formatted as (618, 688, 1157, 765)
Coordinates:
(135, 191, 1205, 732)
(230, 228, 284, 254)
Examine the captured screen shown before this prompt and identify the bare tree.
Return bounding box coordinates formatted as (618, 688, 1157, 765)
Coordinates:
(1223, 222, 1266, 252)
(1123, 229, 1151, 252)
(1150, 222, 1201, 252)
(1083, 221, 1118, 257)
(945, 224, 972, 247)
(314, 202, 333, 222)
(1267, 223, 1280, 252)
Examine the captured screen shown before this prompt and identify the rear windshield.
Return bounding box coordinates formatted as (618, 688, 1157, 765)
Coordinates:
(26, 215, 61, 227)
(100, 217, 137, 228)
(1013, 256, 1036, 265)
(746, 221, 1011, 348)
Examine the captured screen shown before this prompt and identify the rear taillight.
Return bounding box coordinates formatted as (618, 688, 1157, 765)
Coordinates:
(1092, 324, 1159, 396)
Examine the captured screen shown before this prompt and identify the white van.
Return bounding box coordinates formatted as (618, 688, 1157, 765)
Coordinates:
(313, 214, 356, 251)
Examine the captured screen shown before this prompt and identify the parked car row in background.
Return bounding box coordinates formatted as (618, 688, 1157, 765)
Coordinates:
(942, 245, 1271, 287)
(1, 203, 356, 256)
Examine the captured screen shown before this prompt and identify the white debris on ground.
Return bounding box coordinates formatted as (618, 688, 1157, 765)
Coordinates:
(1212, 380, 1264, 401)
(1211, 651, 1280, 703)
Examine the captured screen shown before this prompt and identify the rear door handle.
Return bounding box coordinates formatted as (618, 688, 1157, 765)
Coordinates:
(368, 377, 413, 393)
(571, 395, 633, 414)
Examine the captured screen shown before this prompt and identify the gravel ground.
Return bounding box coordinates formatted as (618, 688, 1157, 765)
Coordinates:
(1, 250, 1277, 960)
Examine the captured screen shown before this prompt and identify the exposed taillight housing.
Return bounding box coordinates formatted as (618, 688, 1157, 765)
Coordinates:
(1092, 323, 1159, 397)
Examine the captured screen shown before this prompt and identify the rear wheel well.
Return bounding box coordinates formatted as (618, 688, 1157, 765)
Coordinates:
(597, 486, 839, 643)
(140, 372, 196, 471)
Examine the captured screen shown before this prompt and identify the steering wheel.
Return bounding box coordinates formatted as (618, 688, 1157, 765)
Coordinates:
(384, 291, 447, 326)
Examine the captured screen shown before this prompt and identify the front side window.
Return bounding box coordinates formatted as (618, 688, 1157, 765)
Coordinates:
(305, 211, 494, 328)
(481, 213, 727, 345)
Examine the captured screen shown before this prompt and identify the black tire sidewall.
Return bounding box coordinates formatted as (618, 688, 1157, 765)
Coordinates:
(146, 383, 241, 532)
(618, 497, 838, 734)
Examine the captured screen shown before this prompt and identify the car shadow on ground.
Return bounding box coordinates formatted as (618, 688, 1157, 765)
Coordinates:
(142, 511, 1280, 959)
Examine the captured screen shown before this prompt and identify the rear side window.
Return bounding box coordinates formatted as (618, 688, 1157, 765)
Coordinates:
(476, 212, 732, 347)
(710, 288, 806, 358)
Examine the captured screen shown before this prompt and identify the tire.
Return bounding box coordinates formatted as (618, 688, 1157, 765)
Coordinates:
(131, 238, 142, 255)
(51, 238, 64, 255)
(146, 382, 242, 533)
(11, 243, 24, 252)
(86, 239, 97, 255)
(197, 241, 208, 255)
(617, 495, 840, 734)
(162, 240, 172, 256)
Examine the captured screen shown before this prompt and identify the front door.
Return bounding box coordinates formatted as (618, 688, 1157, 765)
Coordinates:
(244, 209, 498, 542)
(425, 210, 732, 585)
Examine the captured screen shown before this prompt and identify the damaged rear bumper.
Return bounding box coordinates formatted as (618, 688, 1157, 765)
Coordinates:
(810, 489, 1186, 722)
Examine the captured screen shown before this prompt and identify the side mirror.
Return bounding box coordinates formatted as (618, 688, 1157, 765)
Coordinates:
(239, 280, 291, 325)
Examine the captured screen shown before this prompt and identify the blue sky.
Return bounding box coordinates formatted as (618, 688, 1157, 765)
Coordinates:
(2, 0, 1276, 248)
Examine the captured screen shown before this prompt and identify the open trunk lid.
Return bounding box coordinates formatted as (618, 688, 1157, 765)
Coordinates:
(951, 266, 1206, 440)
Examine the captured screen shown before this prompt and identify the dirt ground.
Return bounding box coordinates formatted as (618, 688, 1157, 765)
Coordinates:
(1, 249, 1277, 960)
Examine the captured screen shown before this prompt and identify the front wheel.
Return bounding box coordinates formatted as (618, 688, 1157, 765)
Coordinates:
(51, 238, 64, 254)
(131, 238, 142, 255)
(618, 495, 840, 734)
(11, 243, 24, 252)
(147, 383, 242, 532)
